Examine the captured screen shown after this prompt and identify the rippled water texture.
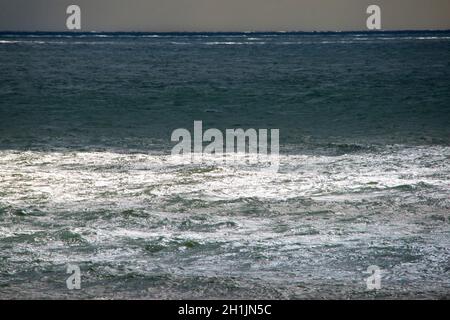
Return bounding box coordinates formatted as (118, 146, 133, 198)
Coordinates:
(0, 32, 449, 299)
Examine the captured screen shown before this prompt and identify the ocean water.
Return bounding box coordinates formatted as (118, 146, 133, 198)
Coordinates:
(0, 31, 449, 299)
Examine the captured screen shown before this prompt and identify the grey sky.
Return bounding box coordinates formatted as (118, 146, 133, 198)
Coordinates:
(1, 0, 449, 32)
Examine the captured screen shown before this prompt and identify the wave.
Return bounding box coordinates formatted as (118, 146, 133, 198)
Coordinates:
(1, 144, 449, 299)
(205, 41, 267, 45)
(0, 145, 447, 210)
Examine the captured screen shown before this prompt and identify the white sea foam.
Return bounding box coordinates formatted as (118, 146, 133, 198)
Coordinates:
(205, 41, 267, 45)
(1, 145, 449, 298)
(0, 145, 448, 210)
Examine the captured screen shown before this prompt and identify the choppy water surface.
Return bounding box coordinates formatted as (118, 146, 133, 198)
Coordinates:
(0, 31, 449, 299)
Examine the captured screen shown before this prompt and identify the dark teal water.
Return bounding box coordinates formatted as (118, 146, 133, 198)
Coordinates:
(0, 32, 449, 299)
(1, 31, 449, 151)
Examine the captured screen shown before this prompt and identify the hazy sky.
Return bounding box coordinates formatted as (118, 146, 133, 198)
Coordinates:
(1, 0, 450, 32)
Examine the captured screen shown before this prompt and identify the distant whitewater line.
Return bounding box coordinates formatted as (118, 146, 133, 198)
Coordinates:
(1, 29, 450, 36)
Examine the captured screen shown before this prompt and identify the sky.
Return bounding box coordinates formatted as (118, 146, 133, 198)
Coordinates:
(0, 0, 449, 32)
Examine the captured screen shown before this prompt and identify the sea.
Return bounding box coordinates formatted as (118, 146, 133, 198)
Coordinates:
(0, 31, 449, 299)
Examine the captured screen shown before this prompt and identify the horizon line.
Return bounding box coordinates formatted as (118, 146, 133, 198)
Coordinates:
(1, 29, 450, 34)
